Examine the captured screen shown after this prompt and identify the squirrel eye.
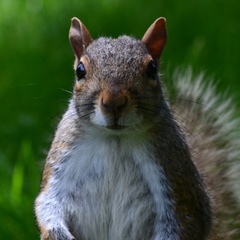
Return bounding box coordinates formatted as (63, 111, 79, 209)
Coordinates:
(76, 62, 86, 80)
(146, 60, 157, 78)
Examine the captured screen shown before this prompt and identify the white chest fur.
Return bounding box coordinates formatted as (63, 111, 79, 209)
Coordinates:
(49, 134, 176, 240)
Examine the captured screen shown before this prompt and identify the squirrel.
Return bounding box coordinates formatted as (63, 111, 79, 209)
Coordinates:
(34, 17, 240, 239)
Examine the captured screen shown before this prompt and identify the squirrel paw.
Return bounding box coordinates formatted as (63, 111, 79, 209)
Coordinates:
(41, 227, 76, 240)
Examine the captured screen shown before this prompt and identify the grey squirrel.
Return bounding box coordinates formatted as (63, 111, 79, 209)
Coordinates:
(34, 17, 240, 239)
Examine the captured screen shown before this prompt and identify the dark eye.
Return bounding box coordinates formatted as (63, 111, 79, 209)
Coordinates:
(76, 62, 86, 80)
(146, 60, 157, 78)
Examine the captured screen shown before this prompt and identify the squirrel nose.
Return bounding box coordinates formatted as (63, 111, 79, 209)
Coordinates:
(100, 91, 129, 115)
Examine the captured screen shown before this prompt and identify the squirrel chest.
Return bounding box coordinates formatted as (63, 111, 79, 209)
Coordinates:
(46, 134, 175, 240)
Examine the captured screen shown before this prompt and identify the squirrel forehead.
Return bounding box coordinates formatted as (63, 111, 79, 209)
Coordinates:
(85, 36, 149, 67)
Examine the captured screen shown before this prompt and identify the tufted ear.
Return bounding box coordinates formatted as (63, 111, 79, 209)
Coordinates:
(142, 18, 167, 63)
(69, 17, 93, 60)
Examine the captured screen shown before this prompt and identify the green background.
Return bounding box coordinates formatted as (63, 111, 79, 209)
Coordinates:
(0, 0, 239, 238)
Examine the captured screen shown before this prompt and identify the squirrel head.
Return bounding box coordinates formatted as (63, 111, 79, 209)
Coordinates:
(68, 18, 167, 134)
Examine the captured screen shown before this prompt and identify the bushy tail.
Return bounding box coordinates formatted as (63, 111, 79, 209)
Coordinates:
(168, 69, 240, 239)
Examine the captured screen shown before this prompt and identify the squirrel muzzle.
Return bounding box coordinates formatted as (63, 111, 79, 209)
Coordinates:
(99, 90, 131, 129)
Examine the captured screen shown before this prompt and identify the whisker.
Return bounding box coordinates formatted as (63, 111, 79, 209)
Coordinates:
(59, 88, 73, 95)
(175, 97, 223, 119)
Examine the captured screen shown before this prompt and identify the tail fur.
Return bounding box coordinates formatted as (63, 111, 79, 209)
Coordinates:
(168, 68, 240, 239)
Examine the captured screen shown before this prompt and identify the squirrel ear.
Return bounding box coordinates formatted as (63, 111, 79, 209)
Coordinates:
(69, 17, 93, 60)
(142, 18, 167, 63)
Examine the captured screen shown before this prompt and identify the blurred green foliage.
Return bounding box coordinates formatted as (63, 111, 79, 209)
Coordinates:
(0, 0, 239, 238)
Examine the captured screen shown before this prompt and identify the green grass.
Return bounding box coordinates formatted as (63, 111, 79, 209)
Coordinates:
(0, 0, 240, 238)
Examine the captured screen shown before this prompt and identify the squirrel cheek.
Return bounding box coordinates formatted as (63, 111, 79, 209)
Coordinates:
(75, 81, 84, 92)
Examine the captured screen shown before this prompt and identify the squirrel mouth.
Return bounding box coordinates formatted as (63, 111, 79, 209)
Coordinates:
(106, 124, 125, 130)
(105, 117, 126, 130)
